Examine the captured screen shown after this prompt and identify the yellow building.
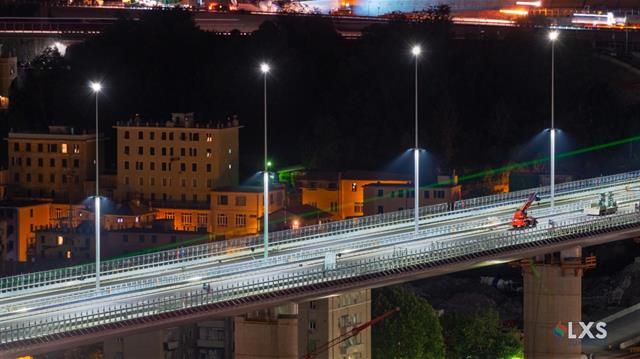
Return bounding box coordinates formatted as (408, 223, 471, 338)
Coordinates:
(6, 126, 102, 203)
(154, 205, 211, 232)
(299, 171, 411, 220)
(0, 200, 51, 263)
(211, 185, 285, 239)
(113, 112, 240, 204)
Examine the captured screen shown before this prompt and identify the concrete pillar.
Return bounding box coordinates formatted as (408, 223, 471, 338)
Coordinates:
(523, 248, 584, 359)
(234, 305, 299, 359)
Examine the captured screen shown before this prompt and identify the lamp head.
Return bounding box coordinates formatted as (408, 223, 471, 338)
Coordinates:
(548, 30, 559, 41)
(90, 82, 102, 93)
(411, 45, 422, 56)
(260, 63, 270, 74)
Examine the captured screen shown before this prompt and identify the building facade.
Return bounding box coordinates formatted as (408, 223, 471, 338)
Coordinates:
(298, 289, 372, 359)
(362, 176, 462, 216)
(114, 113, 240, 204)
(0, 200, 50, 264)
(211, 185, 285, 239)
(299, 171, 411, 220)
(6, 126, 102, 203)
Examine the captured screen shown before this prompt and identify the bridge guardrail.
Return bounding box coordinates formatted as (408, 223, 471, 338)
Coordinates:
(2, 204, 640, 347)
(2, 168, 638, 294)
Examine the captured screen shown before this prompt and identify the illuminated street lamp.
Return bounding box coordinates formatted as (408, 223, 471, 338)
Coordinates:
(411, 45, 421, 234)
(260, 63, 270, 258)
(548, 31, 559, 208)
(90, 81, 101, 289)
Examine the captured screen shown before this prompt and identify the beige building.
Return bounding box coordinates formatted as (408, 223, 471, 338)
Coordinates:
(299, 289, 372, 359)
(211, 185, 285, 239)
(362, 176, 462, 216)
(235, 305, 299, 359)
(6, 126, 102, 203)
(113, 112, 240, 204)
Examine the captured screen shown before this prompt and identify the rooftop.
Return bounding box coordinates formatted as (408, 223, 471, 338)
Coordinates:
(7, 126, 102, 140)
(114, 112, 242, 130)
(298, 170, 411, 182)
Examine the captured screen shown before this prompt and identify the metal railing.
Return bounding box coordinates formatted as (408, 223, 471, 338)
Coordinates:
(453, 169, 640, 210)
(2, 169, 638, 294)
(2, 206, 640, 347)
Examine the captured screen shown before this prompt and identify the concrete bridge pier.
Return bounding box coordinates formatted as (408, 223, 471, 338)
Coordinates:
(521, 247, 596, 359)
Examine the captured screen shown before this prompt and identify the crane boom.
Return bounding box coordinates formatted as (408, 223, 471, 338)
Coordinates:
(302, 307, 400, 359)
(519, 192, 538, 212)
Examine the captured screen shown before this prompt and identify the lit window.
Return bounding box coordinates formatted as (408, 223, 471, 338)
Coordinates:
(66, 250, 72, 259)
(117, 217, 124, 223)
(206, 149, 212, 158)
(217, 214, 228, 227)
(73, 144, 80, 154)
(351, 183, 357, 192)
(228, 148, 232, 154)
(57, 236, 64, 245)
(228, 164, 232, 170)
(235, 214, 246, 227)
(206, 134, 213, 142)
(61, 143, 68, 154)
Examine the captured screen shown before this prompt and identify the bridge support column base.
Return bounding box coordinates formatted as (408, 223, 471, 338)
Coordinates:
(521, 248, 592, 359)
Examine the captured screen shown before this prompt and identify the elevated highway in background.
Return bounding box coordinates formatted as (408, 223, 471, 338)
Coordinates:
(0, 170, 639, 356)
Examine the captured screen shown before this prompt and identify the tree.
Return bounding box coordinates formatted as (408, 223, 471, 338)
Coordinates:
(372, 286, 445, 359)
(443, 309, 522, 359)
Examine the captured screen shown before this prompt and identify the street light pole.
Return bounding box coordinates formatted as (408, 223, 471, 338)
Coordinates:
(411, 45, 421, 235)
(90, 81, 102, 290)
(260, 63, 270, 258)
(548, 31, 558, 209)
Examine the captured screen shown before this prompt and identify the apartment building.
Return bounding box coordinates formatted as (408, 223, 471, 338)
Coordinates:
(0, 200, 50, 263)
(211, 185, 285, 239)
(362, 175, 462, 216)
(298, 289, 372, 359)
(114, 112, 240, 204)
(6, 126, 102, 202)
(299, 171, 411, 220)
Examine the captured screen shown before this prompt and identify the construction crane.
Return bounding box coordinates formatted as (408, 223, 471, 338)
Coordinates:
(302, 307, 400, 359)
(512, 192, 539, 229)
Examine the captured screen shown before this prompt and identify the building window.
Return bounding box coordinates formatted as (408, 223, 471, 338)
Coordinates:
(206, 149, 212, 158)
(73, 144, 80, 154)
(180, 133, 186, 141)
(206, 164, 212, 172)
(138, 146, 143, 155)
(398, 189, 404, 198)
(150, 147, 155, 156)
(37, 174, 43, 183)
(235, 214, 246, 227)
(162, 147, 166, 156)
(66, 250, 72, 259)
(166, 212, 175, 220)
(26, 158, 31, 167)
(37, 143, 43, 152)
(354, 203, 363, 213)
(377, 189, 384, 197)
(192, 179, 197, 187)
(182, 213, 192, 225)
(217, 214, 228, 227)
(150, 132, 155, 140)
(37, 158, 43, 167)
(124, 131, 130, 139)
(138, 131, 143, 140)
(25, 143, 31, 152)
(57, 236, 64, 245)
(192, 163, 197, 172)
(206, 134, 213, 142)
(50, 174, 55, 183)
(162, 162, 167, 171)
(181, 148, 186, 156)
(180, 163, 186, 172)
(150, 162, 155, 171)
(377, 206, 384, 214)
(235, 196, 246, 206)
(61, 143, 68, 154)
(124, 176, 129, 185)
(124, 161, 130, 170)
(73, 159, 79, 168)
(150, 177, 155, 186)
(218, 195, 228, 205)
(13, 143, 18, 151)
(351, 182, 357, 192)
(49, 143, 58, 153)
(135, 161, 143, 171)
(124, 146, 130, 155)
(50, 158, 55, 167)
(161, 132, 166, 140)
(424, 190, 430, 199)
(330, 202, 338, 212)
(197, 213, 208, 225)
(169, 133, 174, 141)
(435, 190, 445, 199)
(309, 320, 316, 330)
(117, 217, 124, 223)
